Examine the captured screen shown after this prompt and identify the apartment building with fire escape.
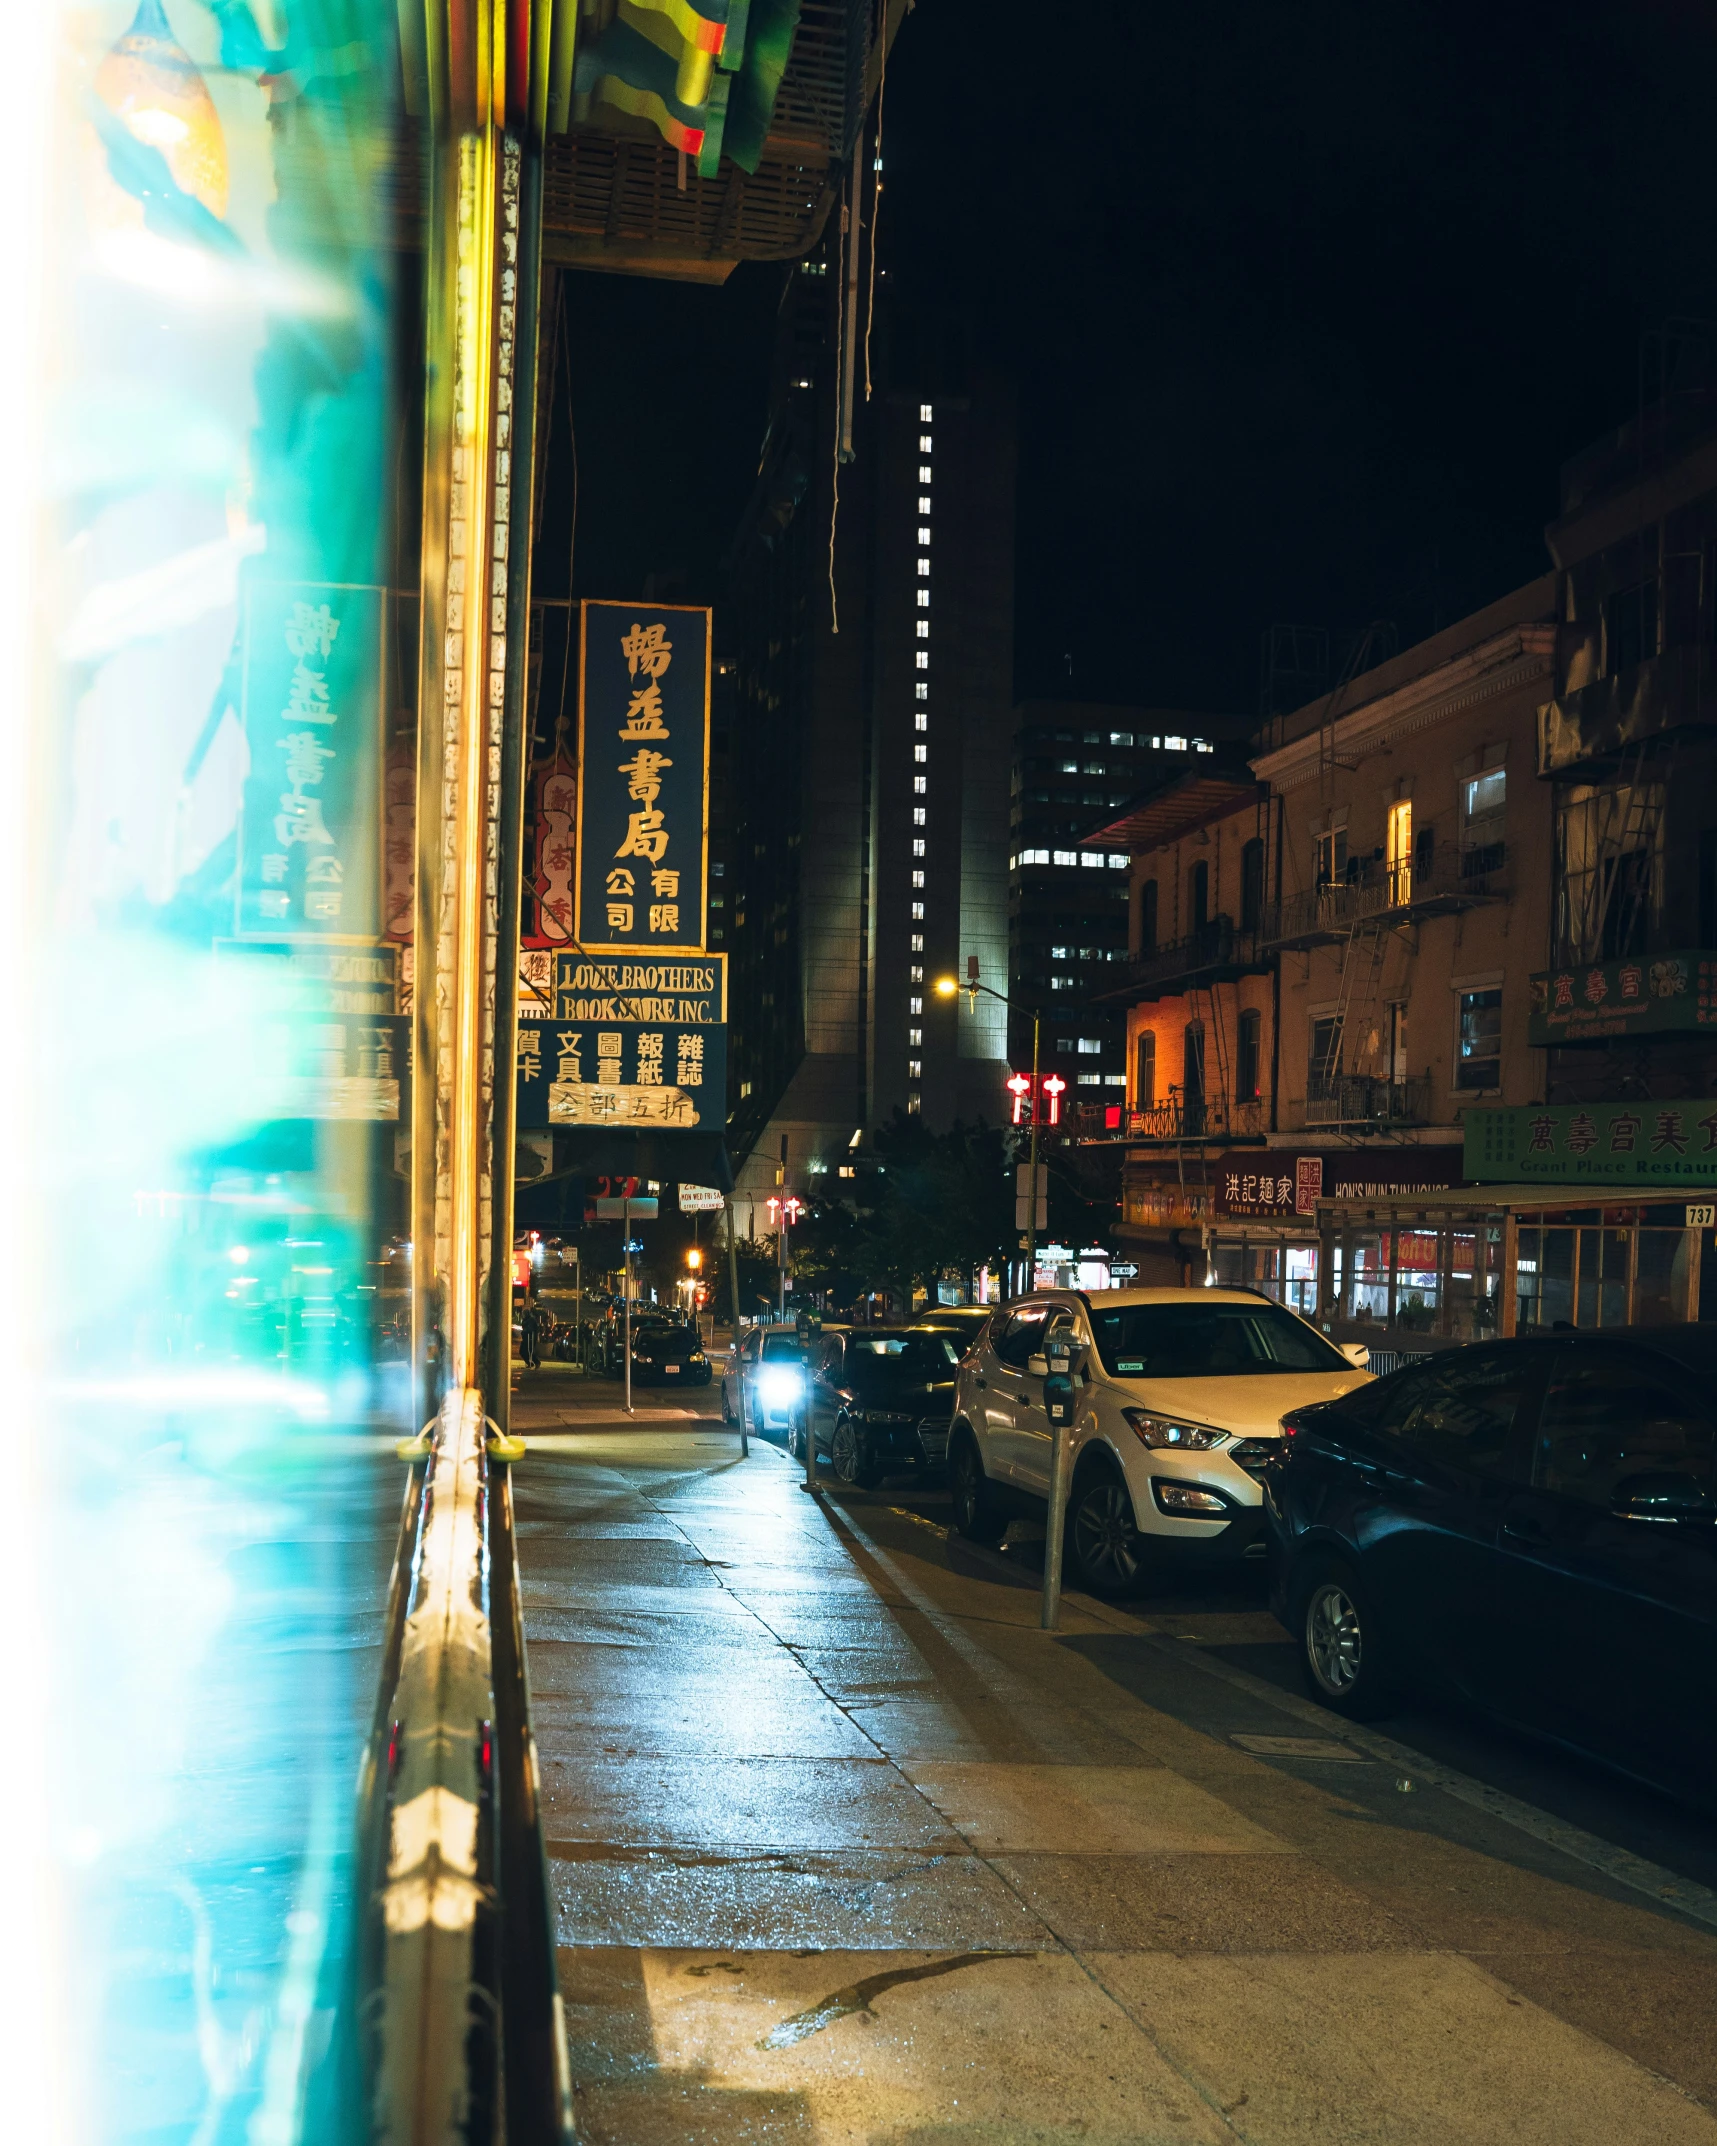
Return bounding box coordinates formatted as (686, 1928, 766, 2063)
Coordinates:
(1079, 382, 1717, 1343)
(1082, 574, 1563, 1316)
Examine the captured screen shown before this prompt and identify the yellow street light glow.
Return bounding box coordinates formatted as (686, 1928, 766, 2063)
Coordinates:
(933, 976, 958, 996)
(686, 1247, 703, 1269)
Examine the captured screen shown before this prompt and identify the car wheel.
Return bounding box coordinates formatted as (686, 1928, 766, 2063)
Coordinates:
(721, 1383, 736, 1426)
(785, 1419, 805, 1461)
(1068, 1467, 1147, 1597)
(948, 1430, 1005, 1544)
(1293, 1558, 1396, 1720)
(831, 1417, 881, 1490)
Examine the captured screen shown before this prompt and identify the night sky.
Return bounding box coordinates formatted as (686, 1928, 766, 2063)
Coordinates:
(558, 0, 1717, 719)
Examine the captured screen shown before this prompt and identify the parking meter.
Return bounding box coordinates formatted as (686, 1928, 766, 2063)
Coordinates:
(1043, 1333, 1077, 1426)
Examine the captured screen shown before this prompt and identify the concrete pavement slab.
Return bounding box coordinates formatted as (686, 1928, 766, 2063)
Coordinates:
(992, 1851, 1420, 1954)
(565, 1945, 1233, 2146)
(549, 1849, 1055, 1951)
(901, 1761, 1292, 1856)
(1096, 1949, 1717, 2145)
(541, 1754, 967, 1852)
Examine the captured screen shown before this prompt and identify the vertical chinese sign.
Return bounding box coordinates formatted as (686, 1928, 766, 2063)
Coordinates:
(237, 582, 384, 939)
(575, 601, 710, 953)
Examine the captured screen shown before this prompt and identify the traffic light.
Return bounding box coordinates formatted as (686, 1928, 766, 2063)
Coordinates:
(1006, 1071, 1065, 1127)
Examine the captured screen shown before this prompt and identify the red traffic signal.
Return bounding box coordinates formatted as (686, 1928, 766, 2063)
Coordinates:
(1007, 1071, 1064, 1126)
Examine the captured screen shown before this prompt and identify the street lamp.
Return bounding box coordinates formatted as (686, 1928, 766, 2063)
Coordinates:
(935, 961, 1044, 1295)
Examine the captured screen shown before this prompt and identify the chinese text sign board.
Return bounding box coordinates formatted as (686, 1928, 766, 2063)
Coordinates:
(1466, 1103, 1717, 1185)
(1528, 953, 1717, 1045)
(516, 954, 726, 1132)
(575, 601, 710, 954)
(1215, 1149, 1464, 1218)
(238, 583, 383, 939)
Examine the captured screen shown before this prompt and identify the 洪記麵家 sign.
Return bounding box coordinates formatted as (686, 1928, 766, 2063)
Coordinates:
(575, 601, 709, 954)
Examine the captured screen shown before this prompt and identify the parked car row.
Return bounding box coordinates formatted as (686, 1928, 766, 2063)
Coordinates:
(922, 1283, 1717, 1815)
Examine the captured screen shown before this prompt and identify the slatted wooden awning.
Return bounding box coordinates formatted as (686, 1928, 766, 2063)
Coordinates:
(1078, 768, 1267, 854)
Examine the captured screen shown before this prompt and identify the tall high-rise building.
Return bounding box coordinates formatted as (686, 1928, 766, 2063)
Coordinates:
(1009, 704, 1252, 1100)
(723, 267, 1014, 1217)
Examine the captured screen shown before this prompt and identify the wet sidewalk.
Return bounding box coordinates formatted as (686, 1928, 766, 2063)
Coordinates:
(510, 1373, 1717, 2145)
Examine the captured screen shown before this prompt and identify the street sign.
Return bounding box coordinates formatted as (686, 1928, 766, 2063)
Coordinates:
(594, 1196, 658, 1220)
(679, 1184, 725, 1212)
(1014, 1163, 1047, 1230)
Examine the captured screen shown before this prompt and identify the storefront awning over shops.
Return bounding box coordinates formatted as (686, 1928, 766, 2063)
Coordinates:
(1079, 767, 1267, 855)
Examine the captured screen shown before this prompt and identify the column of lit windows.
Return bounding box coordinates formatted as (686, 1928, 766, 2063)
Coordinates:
(907, 403, 932, 1109)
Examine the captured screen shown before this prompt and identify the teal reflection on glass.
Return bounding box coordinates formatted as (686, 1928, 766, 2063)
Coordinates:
(47, 4, 408, 2139)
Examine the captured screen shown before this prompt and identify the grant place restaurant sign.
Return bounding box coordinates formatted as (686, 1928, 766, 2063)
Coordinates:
(1466, 1102, 1717, 1185)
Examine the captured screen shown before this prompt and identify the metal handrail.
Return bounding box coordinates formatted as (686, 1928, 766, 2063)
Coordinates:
(357, 1390, 573, 2143)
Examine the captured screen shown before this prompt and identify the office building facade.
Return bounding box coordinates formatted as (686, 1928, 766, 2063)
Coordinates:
(723, 269, 1014, 1219)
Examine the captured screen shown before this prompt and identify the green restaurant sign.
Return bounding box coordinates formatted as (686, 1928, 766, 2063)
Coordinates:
(1466, 1100, 1717, 1185)
(1528, 951, 1717, 1044)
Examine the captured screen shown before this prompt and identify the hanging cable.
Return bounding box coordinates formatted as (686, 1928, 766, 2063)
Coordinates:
(864, 21, 888, 402)
(552, 275, 579, 753)
(829, 178, 849, 634)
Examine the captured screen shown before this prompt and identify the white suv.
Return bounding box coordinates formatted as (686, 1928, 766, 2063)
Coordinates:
(949, 1288, 1371, 1594)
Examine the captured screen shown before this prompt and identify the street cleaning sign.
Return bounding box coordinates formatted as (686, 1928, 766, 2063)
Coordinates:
(515, 953, 726, 1132)
(1465, 1101, 1717, 1185)
(237, 582, 383, 939)
(574, 600, 710, 955)
(1528, 952, 1717, 1045)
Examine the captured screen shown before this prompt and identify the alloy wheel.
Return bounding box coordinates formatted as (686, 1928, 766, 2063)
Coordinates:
(831, 1419, 862, 1484)
(1072, 1480, 1141, 1588)
(1304, 1580, 1363, 1696)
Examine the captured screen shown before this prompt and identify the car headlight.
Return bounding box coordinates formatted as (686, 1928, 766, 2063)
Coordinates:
(757, 1367, 803, 1406)
(1122, 1408, 1228, 1451)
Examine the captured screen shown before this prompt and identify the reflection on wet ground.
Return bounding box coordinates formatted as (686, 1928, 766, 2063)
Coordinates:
(512, 1367, 1717, 2144)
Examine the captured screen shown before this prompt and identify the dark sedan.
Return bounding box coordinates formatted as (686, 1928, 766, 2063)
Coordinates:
(626, 1318, 711, 1386)
(806, 1328, 964, 1486)
(1268, 1326, 1717, 1809)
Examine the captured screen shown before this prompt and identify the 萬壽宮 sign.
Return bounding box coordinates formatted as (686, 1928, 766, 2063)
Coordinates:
(238, 583, 383, 939)
(516, 953, 726, 1131)
(1466, 1102, 1717, 1185)
(575, 601, 709, 954)
(1528, 952, 1717, 1045)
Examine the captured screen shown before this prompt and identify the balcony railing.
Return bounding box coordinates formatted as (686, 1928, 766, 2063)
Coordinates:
(1094, 915, 1269, 1002)
(1263, 850, 1509, 948)
(1066, 1095, 1268, 1142)
(1302, 1074, 1433, 1128)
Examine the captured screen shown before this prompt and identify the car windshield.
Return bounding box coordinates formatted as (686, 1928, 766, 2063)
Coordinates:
(760, 1335, 809, 1364)
(1088, 1301, 1348, 1378)
(847, 1334, 961, 1376)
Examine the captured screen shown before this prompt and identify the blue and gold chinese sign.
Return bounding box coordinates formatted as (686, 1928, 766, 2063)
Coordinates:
(1467, 1100, 1717, 1184)
(575, 600, 710, 953)
(237, 581, 384, 938)
(517, 954, 726, 1130)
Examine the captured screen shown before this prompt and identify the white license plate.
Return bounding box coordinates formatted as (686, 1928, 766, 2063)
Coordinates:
(665, 1364, 680, 1374)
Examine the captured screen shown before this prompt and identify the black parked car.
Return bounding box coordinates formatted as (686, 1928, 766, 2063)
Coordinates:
(1269, 1326, 1717, 1809)
(806, 1328, 964, 1486)
(626, 1316, 711, 1386)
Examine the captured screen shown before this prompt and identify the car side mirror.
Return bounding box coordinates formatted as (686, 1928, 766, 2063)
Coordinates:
(1026, 1353, 1050, 1377)
(1340, 1342, 1370, 1368)
(1612, 1472, 1717, 1525)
